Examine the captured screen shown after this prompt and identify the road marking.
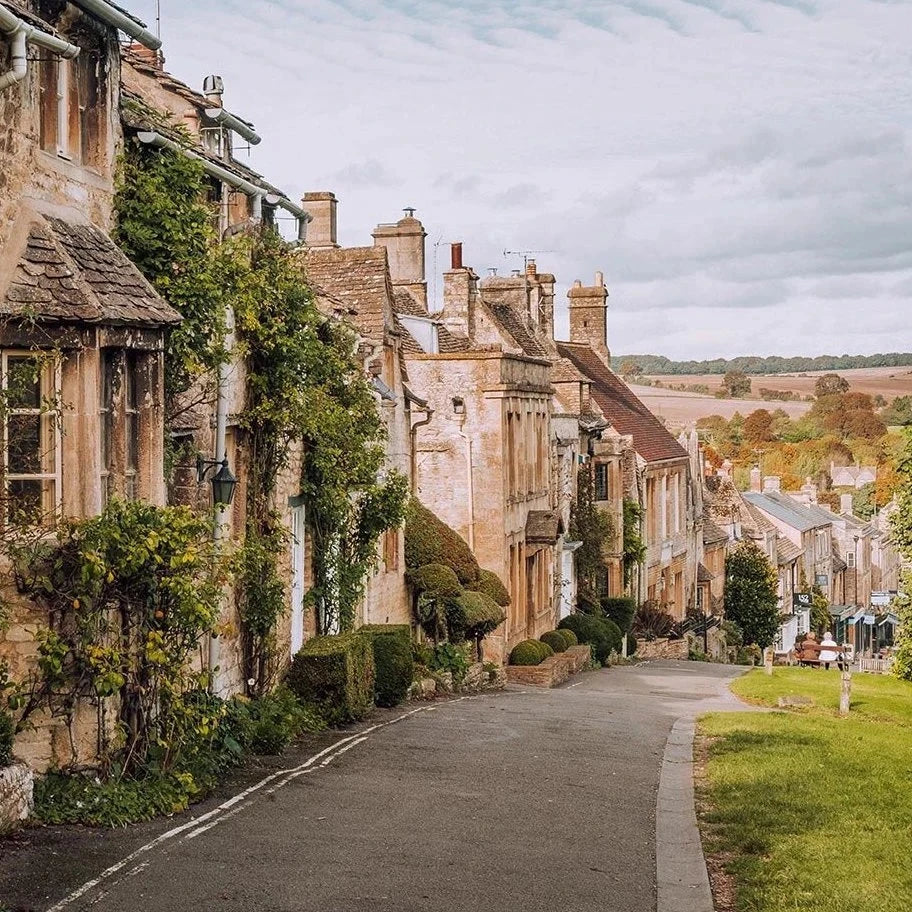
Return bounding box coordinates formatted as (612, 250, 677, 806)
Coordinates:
(46, 708, 428, 911)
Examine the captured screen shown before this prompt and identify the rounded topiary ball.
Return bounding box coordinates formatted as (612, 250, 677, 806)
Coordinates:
(558, 628, 578, 649)
(540, 630, 568, 653)
(510, 639, 550, 666)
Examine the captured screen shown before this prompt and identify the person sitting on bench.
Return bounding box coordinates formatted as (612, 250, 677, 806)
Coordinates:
(819, 632, 839, 670)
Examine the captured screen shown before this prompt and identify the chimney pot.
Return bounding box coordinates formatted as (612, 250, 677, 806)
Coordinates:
(488, 267, 498, 276)
(526, 259, 537, 277)
(203, 74, 224, 104)
(511, 269, 521, 277)
(450, 242, 463, 270)
(595, 270, 604, 286)
(573, 279, 582, 288)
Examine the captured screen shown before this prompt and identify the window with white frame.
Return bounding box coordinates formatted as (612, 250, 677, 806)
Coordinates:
(1, 352, 60, 526)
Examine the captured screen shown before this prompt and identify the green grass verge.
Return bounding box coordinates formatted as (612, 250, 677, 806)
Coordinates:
(698, 668, 912, 911)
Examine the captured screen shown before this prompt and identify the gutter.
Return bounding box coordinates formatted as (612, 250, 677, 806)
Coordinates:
(204, 107, 261, 145)
(71, 0, 161, 50)
(0, 8, 80, 91)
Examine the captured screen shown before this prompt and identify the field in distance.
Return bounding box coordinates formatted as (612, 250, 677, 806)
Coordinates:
(633, 366, 912, 430)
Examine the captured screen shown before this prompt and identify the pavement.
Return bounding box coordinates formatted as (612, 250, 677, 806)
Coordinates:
(0, 660, 749, 912)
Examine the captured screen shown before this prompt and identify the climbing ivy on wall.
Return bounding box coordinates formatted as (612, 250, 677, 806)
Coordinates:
(622, 500, 647, 588)
(569, 466, 616, 610)
(114, 133, 406, 689)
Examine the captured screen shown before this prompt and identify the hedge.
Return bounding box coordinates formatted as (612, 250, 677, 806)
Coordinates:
(557, 628, 578, 649)
(359, 625, 414, 707)
(510, 639, 553, 666)
(601, 597, 637, 634)
(472, 569, 511, 607)
(539, 630, 568, 653)
(287, 633, 375, 725)
(404, 500, 480, 585)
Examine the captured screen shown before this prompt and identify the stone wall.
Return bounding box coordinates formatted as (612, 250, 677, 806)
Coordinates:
(635, 637, 689, 660)
(0, 765, 34, 833)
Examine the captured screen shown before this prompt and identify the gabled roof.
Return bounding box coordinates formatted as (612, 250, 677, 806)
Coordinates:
(392, 290, 469, 354)
(744, 502, 777, 535)
(1, 216, 179, 328)
(525, 510, 564, 545)
(556, 342, 687, 464)
(743, 491, 828, 533)
(301, 246, 393, 342)
(697, 563, 715, 583)
(485, 302, 550, 358)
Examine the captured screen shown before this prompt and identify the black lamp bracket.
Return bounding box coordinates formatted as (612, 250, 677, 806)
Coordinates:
(197, 455, 228, 484)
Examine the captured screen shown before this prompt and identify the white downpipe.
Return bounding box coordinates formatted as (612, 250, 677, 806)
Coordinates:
(71, 0, 161, 50)
(458, 422, 475, 551)
(0, 10, 81, 92)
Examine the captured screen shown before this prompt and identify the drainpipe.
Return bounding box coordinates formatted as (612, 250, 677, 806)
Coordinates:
(458, 420, 475, 551)
(409, 408, 433, 495)
(70, 0, 161, 50)
(204, 107, 261, 145)
(0, 10, 81, 92)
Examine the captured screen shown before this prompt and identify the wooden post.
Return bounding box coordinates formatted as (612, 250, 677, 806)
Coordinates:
(764, 646, 774, 676)
(839, 671, 852, 716)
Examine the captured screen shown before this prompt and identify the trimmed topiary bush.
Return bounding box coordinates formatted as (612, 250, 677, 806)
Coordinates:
(359, 625, 414, 707)
(287, 633, 375, 725)
(471, 569, 511, 607)
(453, 590, 506, 637)
(558, 628, 578, 649)
(406, 563, 462, 599)
(601, 596, 637, 634)
(540, 630, 569, 653)
(559, 614, 622, 665)
(510, 639, 553, 666)
(0, 710, 14, 767)
(404, 500, 480, 585)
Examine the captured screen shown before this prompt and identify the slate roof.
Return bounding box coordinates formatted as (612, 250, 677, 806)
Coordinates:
(556, 342, 687, 464)
(697, 563, 715, 584)
(742, 491, 828, 533)
(391, 291, 469, 354)
(702, 514, 730, 546)
(486, 303, 550, 358)
(301, 246, 393, 342)
(777, 540, 803, 565)
(525, 510, 564, 545)
(1, 216, 180, 327)
(393, 289, 428, 317)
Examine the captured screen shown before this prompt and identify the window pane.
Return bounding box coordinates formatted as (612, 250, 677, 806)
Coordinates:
(6, 357, 41, 408)
(7, 480, 43, 524)
(7, 414, 41, 473)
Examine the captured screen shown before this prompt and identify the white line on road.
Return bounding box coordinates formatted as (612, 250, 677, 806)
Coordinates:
(46, 708, 428, 911)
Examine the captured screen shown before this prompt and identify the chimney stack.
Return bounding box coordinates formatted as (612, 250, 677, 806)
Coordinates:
(302, 192, 339, 249)
(567, 271, 610, 361)
(750, 467, 762, 492)
(763, 476, 781, 493)
(840, 493, 854, 516)
(372, 209, 427, 308)
(442, 243, 478, 339)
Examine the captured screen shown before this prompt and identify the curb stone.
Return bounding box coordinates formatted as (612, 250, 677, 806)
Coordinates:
(656, 717, 714, 912)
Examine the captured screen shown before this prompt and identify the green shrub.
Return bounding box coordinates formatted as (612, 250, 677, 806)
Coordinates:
(601, 596, 637, 633)
(558, 628, 578, 648)
(626, 633, 638, 656)
(559, 614, 621, 665)
(540, 630, 569, 653)
(471, 569, 511, 607)
(287, 633, 375, 726)
(244, 686, 322, 754)
(34, 771, 199, 828)
(359, 625, 414, 708)
(404, 500, 480, 585)
(510, 639, 553, 666)
(428, 641, 470, 683)
(0, 711, 13, 767)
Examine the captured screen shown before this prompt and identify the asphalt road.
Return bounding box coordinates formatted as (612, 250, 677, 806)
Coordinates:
(0, 660, 745, 912)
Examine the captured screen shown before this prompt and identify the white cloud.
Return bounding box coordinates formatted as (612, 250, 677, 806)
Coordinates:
(129, 0, 912, 358)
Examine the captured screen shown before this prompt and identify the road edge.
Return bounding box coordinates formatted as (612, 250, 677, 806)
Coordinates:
(655, 717, 714, 912)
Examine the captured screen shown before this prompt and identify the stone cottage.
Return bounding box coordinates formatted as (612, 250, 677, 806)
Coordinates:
(0, 0, 179, 770)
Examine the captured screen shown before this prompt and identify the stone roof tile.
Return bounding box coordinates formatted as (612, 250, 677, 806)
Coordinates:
(556, 342, 687, 464)
(486, 302, 549, 358)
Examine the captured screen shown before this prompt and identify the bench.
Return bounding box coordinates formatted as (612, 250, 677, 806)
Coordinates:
(795, 642, 848, 669)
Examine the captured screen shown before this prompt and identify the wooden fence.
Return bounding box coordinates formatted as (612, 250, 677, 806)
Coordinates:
(857, 657, 894, 674)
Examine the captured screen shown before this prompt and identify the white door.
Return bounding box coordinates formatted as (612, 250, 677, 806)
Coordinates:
(290, 504, 306, 655)
(560, 549, 574, 619)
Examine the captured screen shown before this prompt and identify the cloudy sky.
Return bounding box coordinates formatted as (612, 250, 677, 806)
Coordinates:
(128, 0, 912, 359)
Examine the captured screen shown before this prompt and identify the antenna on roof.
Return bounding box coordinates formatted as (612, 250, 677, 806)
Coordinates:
(503, 249, 554, 269)
(156, 0, 162, 39)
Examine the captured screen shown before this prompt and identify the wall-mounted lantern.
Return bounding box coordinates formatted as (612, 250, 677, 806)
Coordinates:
(197, 456, 237, 507)
(452, 396, 465, 416)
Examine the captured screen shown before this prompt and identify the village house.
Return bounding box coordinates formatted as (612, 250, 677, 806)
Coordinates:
(556, 277, 698, 620)
(0, 0, 179, 769)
